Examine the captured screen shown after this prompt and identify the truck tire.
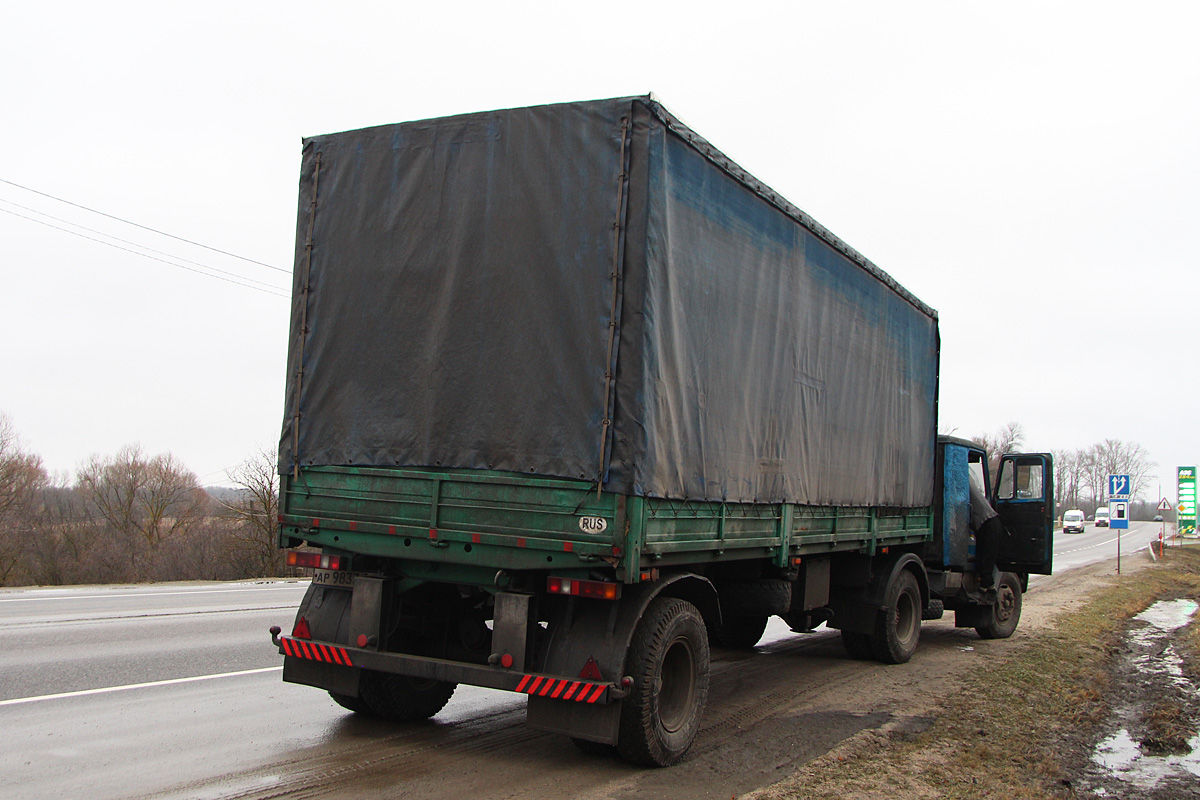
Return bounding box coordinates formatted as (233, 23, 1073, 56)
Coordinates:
(328, 692, 370, 713)
(710, 615, 768, 649)
(975, 572, 1022, 640)
(870, 569, 921, 664)
(358, 669, 457, 722)
(618, 597, 710, 767)
(840, 630, 874, 660)
(718, 579, 792, 617)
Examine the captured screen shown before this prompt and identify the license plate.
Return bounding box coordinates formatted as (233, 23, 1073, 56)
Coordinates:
(312, 568, 354, 587)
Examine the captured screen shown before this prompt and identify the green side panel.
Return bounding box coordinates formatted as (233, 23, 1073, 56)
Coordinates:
(281, 467, 622, 572)
(637, 498, 932, 557)
(280, 467, 933, 580)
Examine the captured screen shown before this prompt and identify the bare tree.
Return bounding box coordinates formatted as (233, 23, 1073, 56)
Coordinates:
(0, 414, 48, 584)
(220, 447, 285, 577)
(1052, 448, 1071, 513)
(1084, 439, 1156, 503)
(76, 445, 206, 551)
(1049, 448, 1093, 514)
(971, 422, 1025, 490)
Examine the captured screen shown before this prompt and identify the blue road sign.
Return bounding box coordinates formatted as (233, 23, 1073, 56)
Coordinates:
(1108, 474, 1131, 501)
(1109, 500, 1130, 530)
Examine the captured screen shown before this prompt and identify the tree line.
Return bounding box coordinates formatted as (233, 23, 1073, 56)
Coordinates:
(0, 413, 296, 587)
(0, 414, 1167, 587)
(970, 422, 1161, 520)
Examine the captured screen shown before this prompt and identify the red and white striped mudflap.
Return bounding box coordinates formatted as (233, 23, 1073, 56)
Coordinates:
(280, 635, 355, 668)
(514, 674, 609, 703)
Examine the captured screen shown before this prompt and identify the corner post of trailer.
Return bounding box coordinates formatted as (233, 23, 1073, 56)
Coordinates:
(622, 495, 647, 582)
(776, 503, 795, 568)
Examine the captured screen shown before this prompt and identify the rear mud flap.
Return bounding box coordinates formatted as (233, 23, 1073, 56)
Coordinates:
(282, 582, 361, 696)
(527, 692, 622, 744)
(284, 655, 361, 696)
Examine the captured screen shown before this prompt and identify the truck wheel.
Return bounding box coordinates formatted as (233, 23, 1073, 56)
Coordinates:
(975, 572, 1023, 640)
(870, 570, 921, 664)
(718, 579, 792, 617)
(840, 630, 874, 659)
(617, 597, 710, 767)
(358, 669, 457, 721)
(328, 692, 370, 713)
(710, 615, 768, 649)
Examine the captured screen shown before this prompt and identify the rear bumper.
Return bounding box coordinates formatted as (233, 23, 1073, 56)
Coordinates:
(272, 631, 623, 705)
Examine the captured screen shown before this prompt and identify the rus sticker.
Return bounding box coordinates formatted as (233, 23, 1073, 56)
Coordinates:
(578, 516, 608, 534)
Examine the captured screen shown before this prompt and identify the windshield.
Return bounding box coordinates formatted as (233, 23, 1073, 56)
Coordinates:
(1096, 509, 1109, 517)
(1065, 512, 1084, 522)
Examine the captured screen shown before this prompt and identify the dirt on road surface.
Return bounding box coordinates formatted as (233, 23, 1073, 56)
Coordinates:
(149, 556, 1162, 800)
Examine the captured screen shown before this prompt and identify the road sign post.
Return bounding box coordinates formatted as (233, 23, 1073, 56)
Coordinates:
(1158, 497, 1171, 553)
(1108, 475, 1131, 574)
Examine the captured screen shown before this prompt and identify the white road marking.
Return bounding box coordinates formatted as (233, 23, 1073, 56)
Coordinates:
(0, 584, 309, 603)
(0, 666, 283, 707)
(1057, 534, 1156, 556)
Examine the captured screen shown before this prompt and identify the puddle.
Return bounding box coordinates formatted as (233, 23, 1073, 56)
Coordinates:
(1092, 728, 1200, 789)
(1134, 599, 1199, 632)
(1084, 599, 1200, 794)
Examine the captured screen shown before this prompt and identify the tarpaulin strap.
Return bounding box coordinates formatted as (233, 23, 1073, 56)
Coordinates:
(596, 113, 631, 494)
(291, 150, 321, 480)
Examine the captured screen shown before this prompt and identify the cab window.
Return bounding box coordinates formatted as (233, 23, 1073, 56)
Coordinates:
(997, 458, 1045, 501)
(968, 451, 988, 495)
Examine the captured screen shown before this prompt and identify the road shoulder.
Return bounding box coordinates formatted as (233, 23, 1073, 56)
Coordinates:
(744, 549, 1200, 800)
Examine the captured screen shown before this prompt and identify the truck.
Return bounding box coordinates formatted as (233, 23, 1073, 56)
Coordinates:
(270, 96, 1054, 767)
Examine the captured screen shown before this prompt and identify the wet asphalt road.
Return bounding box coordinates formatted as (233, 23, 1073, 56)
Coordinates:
(1049, 519, 1170, 574)
(0, 521, 1179, 799)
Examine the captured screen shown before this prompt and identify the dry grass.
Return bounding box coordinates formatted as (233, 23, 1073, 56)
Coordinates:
(1142, 700, 1193, 755)
(746, 545, 1200, 800)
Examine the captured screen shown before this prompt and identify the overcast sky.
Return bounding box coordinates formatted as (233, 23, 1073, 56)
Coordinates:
(2, 1, 1196, 500)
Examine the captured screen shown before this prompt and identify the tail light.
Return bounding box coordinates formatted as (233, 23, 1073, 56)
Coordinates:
(547, 576, 620, 600)
(287, 551, 344, 570)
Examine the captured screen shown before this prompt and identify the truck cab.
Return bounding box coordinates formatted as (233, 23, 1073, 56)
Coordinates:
(926, 437, 1053, 636)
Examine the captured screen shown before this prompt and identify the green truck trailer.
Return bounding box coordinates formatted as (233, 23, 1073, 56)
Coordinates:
(270, 96, 1054, 766)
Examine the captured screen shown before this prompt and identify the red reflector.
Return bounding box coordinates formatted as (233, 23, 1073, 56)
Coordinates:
(579, 656, 603, 681)
(293, 616, 312, 639)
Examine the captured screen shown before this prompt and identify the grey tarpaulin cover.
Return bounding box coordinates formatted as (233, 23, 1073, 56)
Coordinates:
(279, 96, 940, 507)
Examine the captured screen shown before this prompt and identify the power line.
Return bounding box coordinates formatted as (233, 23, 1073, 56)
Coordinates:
(0, 207, 289, 298)
(0, 176, 290, 274)
(0, 198, 289, 293)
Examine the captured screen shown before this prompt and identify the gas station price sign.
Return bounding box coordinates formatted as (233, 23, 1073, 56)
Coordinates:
(1179, 466, 1197, 537)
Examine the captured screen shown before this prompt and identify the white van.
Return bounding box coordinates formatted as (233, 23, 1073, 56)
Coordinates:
(1094, 507, 1110, 527)
(1063, 509, 1086, 534)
